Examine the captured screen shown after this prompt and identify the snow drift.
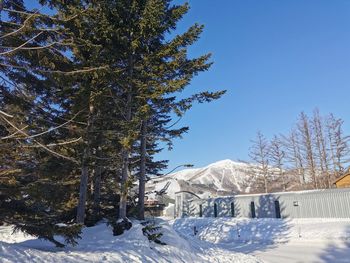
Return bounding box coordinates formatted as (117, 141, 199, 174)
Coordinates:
(0, 219, 260, 263)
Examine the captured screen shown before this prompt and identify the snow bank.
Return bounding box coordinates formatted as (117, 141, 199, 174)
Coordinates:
(172, 217, 350, 263)
(173, 218, 350, 244)
(0, 219, 260, 263)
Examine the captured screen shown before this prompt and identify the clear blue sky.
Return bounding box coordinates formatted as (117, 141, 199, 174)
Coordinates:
(26, 0, 350, 172)
(157, 0, 350, 172)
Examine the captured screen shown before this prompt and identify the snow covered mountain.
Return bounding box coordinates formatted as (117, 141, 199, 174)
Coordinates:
(146, 159, 252, 200)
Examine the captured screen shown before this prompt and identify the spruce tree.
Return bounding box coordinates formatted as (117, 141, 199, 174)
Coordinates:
(1, 0, 225, 240)
(0, 0, 87, 246)
(123, 0, 225, 221)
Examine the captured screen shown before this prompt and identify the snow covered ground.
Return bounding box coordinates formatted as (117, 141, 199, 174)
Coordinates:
(1, 217, 349, 262)
(172, 217, 350, 263)
(0, 219, 259, 263)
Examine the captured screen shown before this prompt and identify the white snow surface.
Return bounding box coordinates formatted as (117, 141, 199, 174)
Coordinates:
(147, 159, 252, 199)
(0, 219, 260, 263)
(2, 217, 349, 262)
(173, 217, 350, 263)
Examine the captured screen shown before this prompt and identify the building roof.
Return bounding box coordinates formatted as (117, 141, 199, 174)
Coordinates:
(333, 171, 350, 184)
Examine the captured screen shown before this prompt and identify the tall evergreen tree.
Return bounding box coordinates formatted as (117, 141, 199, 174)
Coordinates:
(114, 0, 225, 223)
(0, 0, 86, 246)
(1, 0, 225, 240)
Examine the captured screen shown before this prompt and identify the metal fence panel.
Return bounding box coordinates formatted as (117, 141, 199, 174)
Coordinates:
(176, 188, 350, 219)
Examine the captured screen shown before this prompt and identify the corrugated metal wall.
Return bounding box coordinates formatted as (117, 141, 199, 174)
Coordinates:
(177, 188, 350, 219)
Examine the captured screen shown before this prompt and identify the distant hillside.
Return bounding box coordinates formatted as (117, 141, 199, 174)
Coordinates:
(146, 159, 253, 200)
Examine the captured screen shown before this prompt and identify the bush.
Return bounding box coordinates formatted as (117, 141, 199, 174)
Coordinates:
(111, 218, 132, 236)
(141, 220, 166, 245)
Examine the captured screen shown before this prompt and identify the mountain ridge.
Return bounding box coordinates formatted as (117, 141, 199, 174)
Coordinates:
(146, 159, 252, 200)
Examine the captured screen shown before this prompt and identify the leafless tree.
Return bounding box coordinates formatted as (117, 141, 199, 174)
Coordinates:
(269, 135, 287, 191)
(326, 114, 350, 179)
(248, 108, 349, 192)
(312, 109, 331, 188)
(297, 112, 318, 189)
(281, 129, 306, 188)
(249, 131, 271, 193)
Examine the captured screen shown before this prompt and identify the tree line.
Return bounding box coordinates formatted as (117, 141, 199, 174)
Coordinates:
(0, 0, 224, 246)
(248, 109, 349, 194)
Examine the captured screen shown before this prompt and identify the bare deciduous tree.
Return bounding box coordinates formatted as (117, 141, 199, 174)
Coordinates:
(312, 109, 331, 188)
(326, 114, 350, 179)
(298, 112, 318, 189)
(248, 110, 349, 193)
(249, 131, 271, 193)
(269, 135, 287, 191)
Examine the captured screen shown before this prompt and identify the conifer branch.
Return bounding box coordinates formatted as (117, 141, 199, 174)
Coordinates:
(0, 32, 43, 55)
(0, 41, 69, 51)
(0, 109, 14, 118)
(25, 137, 82, 147)
(0, 115, 79, 164)
(165, 117, 182, 129)
(3, 6, 90, 23)
(0, 62, 111, 75)
(0, 8, 41, 39)
(1, 111, 82, 140)
(1, 125, 28, 139)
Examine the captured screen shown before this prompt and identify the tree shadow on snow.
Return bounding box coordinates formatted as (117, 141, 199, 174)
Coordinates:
(0, 222, 159, 263)
(174, 194, 292, 254)
(221, 195, 291, 253)
(317, 226, 350, 263)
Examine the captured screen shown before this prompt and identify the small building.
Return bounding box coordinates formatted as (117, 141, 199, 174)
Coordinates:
(144, 199, 166, 217)
(334, 171, 350, 188)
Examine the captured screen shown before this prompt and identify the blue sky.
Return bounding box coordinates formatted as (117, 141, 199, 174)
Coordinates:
(25, 0, 350, 172)
(157, 0, 350, 171)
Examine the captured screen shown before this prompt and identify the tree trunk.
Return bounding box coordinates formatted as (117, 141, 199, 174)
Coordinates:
(93, 166, 102, 219)
(76, 93, 94, 224)
(119, 150, 130, 219)
(280, 167, 286, 191)
(76, 158, 89, 223)
(288, 131, 304, 187)
(313, 110, 331, 188)
(118, 56, 133, 220)
(138, 120, 147, 220)
(264, 175, 268, 193)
